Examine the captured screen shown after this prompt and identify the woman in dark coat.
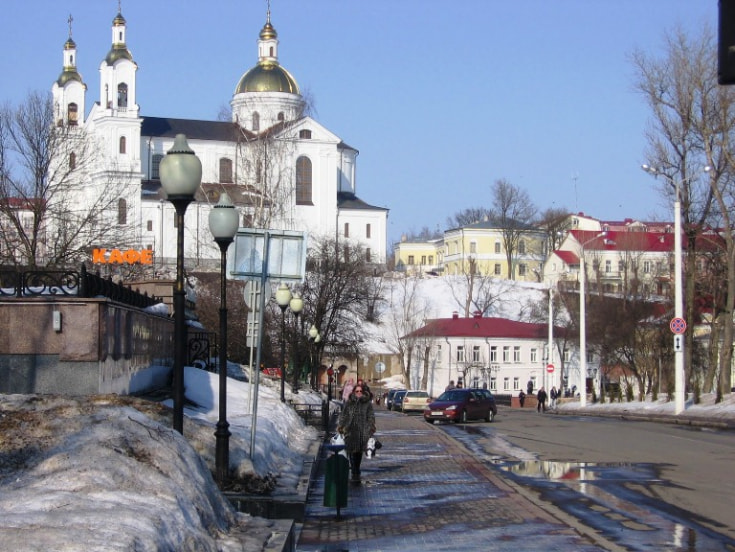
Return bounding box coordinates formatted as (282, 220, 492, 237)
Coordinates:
(337, 384, 376, 484)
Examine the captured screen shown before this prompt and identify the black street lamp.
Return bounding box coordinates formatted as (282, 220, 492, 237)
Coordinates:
(160, 134, 201, 433)
(274, 283, 292, 402)
(289, 293, 303, 394)
(208, 192, 239, 485)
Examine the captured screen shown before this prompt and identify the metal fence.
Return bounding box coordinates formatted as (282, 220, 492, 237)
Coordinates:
(0, 265, 160, 309)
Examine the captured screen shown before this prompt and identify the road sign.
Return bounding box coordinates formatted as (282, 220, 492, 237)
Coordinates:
(546, 363, 555, 373)
(674, 335, 684, 352)
(375, 362, 386, 374)
(670, 317, 687, 334)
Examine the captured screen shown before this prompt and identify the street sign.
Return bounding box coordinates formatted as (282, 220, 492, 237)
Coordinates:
(546, 363, 555, 373)
(670, 317, 687, 334)
(375, 361, 386, 374)
(674, 335, 684, 352)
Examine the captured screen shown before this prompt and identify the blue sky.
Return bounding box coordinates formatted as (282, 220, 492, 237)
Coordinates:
(0, 1, 716, 246)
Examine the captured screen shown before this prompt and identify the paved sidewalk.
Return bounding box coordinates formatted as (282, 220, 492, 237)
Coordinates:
(295, 409, 606, 552)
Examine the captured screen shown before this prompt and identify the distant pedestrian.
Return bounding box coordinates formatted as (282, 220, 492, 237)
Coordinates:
(537, 387, 547, 412)
(549, 386, 558, 409)
(337, 385, 376, 485)
(445, 380, 456, 391)
(518, 390, 526, 407)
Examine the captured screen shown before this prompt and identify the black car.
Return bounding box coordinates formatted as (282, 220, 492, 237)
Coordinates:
(385, 388, 403, 410)
(424, 388, 497, 423)
(390, 390, 407, 411)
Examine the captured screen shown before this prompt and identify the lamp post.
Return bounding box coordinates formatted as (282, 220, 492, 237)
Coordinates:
(308, 324, 321, 390)
(160, 134, 201, 433)
(208, 192, 239, 485)
(641, 164, 709, 414)
(289, 293, 304, 394)
(275, 283, 292, 402)
(578, 231, 606, 408)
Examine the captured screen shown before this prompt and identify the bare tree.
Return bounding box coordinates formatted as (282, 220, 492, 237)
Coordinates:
(446, 207, 490, 229)
(489, 179, 538, 279)
(0, 91, 138, 269)
(632, 24, 735, 397)
(294, 236, 375, 371)
(537, 207, 572, 256)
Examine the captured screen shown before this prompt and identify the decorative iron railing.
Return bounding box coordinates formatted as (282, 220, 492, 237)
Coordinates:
(0, 265, 161, 309)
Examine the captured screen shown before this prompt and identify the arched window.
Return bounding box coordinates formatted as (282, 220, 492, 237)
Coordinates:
(219, 158, 233, 183)
(151, 154, 163, 179)
(252, 112, 260, 131)
(277, 112, 285, 122)
(119, 136, 126, 154)
(117, 83, 128, 108)
(296, 156, 312, 205)
(67, 103, 78, 126)
(69, 152, 76, 170)
(256, 160, 263, 184)
(117, 198, 127, 225)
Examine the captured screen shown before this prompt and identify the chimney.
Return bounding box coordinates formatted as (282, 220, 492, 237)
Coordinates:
(452, 311, 459, 319)
(473, 311, 482, 319)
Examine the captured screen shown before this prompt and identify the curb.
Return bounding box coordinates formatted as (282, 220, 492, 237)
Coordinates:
(552, 408, 735, 430)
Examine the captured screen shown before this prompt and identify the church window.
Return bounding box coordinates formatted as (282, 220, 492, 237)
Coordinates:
(117, 198, 127, 225)
(252, 112, 260, 131)
(69, 152, 76, 170)
(151, 154, 163, 179)
(344, 223, 350, 238)
(365, 248, 372, 262)
(219, 158, 233, 183)
(147, 220, 153, 231)
(295, 156, 313, 205)
(299, 129, 312, 139)
(366, 224, 371, 238)
(119, 136, 126, 154)
(495, 241, 501, 253)
(277, 112, 285, 122)
(117, 83, 128, 108)
(519, 239, 526, 254)
(67, 103, 78, 126)
(269, 46, 274, 57)
(256, 160, 262, 184)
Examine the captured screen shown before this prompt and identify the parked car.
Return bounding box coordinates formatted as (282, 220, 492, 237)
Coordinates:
(385, 388, 403, 410)
(423, 388, 497, 423)
(391, 390, 407, 411)
(400, 390, 431, 413)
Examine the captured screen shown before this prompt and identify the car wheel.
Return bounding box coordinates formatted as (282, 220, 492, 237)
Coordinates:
(460, 410, 468, 423)
(426, 418, 435, 424)
(485, 409, 494, 422)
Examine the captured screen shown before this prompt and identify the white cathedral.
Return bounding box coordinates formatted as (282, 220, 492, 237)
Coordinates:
(50, 7, 388, 271)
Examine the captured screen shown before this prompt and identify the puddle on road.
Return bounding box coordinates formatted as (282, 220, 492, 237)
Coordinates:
(494, 460, 735, 551)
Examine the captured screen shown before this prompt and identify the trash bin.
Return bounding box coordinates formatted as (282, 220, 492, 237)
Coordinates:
(323, 443, 349, 518)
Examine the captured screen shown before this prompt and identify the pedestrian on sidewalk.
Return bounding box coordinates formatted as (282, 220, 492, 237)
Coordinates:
(537, 387, 548, 412)
(549, 386, 558, 409)
(337, 384, 375, 485)
(518, 390, 526, 407)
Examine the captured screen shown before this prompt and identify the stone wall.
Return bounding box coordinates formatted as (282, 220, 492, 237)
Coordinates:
(0, 298, 174, 395)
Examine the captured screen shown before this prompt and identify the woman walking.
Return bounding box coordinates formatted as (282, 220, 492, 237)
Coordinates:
(337, 384, 376, 485)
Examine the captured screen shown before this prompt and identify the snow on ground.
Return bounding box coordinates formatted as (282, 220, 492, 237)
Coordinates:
(0, 367, 322, 551)
(0, 369, 732, 550)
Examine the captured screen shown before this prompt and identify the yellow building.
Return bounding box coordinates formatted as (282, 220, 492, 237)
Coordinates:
(394, 220, 546, 281)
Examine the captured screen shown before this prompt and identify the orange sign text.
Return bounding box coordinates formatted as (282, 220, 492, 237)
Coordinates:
(92, 248, 153, 265)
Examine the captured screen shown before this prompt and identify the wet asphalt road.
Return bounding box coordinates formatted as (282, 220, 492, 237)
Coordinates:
(444, 407, 735, 549)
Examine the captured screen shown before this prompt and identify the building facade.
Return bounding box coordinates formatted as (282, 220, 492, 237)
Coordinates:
(50, 8, 388, 271)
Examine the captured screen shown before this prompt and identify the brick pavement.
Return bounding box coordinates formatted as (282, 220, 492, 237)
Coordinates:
(295, 409, 607, 552)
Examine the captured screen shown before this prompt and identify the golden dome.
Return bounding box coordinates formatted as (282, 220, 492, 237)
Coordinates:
(235, 61, 299, 94)
(260, 21, 277, 41)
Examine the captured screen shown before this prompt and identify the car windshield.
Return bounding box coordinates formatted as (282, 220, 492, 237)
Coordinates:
(437, 390, 467, 401)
